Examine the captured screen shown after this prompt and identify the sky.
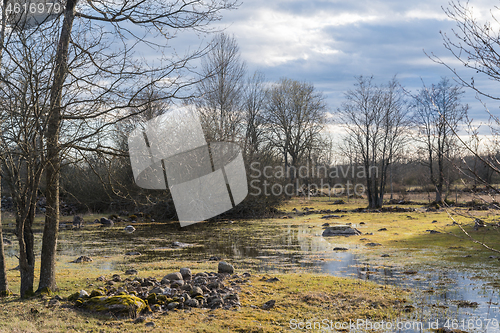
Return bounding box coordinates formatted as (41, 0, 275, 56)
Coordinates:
(197, 0, 500, 126)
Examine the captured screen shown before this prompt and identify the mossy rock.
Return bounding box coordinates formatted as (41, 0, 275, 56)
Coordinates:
(156, 294, 167, 304)
(146, 293, 157, 305)
(83, 295, 147, 317)
(90, 290, 106, 298)
(68, 292, 80, 302)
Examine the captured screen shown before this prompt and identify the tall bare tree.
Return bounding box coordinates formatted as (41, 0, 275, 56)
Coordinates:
(0, 0, 9, 297)
(30, 0, 239, 292)
(242, 71, 267, 160)
(196, 32, 246, 142)
(265, 78, 327, 182)
(338, 76, 409, 208)
(412, 78, 468, 203)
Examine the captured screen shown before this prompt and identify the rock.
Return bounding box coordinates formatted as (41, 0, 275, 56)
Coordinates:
(166, 302, 179, 310)
(321, 223, 330, 227)
(134, 316, 146, 324)
(209, 256, 221, 261)
(151, 304, 162, 312)
(125, 269, 138, 275)
(72, 215, 84, 228)
(333, 247, 348, 251)
(145, 322, 155, 328)
(100, 217, 114, 227)
(96, 276, 105, 281)
(322, 225, 361, 236)
(426, 230, 441, 234)
(125, 252, 141, 256)
(378, 228, 387, 231)
(432, 220, 438, 223)
(90, 290, 106, 297)
(163, 272, 183, 282)
(261, 300, 275, 310)
(84, 295, 147, 317)
(112, 274, 122, 282)
(207, 295, 223, 309)
(185, 299, 199, 307)
(359, 222, 365, 225)
(180, 268, 192, 280)
(207, 281, 220, 289)
(381, 254, 390, 257)
(47, 298, 60, 307)
(170, 280, 184, 288)
(365, 242, 382, 246)
(321, 215, 340, 219)
(150, 287, 164, 295)
(2, 238, 12, 246)
(72, 256, 92, 263)
(218, 261, 234, 274)
(171, 241, 191, 248)
(124, 225, 136, 233)
(265, 277, 280, 282)
(79, 290, 89, 298)
(190, 286, 203, 297)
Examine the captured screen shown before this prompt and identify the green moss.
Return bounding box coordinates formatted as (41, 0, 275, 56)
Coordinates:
(146, 293, 157, 305)
(156, 294, 167, 304)
(37, 287, 52, 297)
(90, 290, 105, 298)
(83, 295, 147, 317)
(68, 292, 80, 302)
(0, 290, 12, 297)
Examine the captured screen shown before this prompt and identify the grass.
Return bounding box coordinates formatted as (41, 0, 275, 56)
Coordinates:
(0, 266, 409, 333)
(1, 195, 499, 332)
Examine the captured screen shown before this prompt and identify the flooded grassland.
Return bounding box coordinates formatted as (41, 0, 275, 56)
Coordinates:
(0, 197, 499, 332)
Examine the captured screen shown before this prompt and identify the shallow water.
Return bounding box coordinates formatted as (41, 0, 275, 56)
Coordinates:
(3, 219, 500, 332)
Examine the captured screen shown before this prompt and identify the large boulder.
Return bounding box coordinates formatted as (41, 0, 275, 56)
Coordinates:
(218, 261, 234, 274)
(83, 295, 147, 317)
(180, 267, 192, 280)
(322, 225, 361, 237)
(100, 217, 114, 227)
(162, 272, 183, 283)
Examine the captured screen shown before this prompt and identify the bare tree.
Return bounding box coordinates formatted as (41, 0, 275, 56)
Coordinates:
(242, 71, 267, 161)
(412, 78, 468, 203)
(0, 22, 56, 296)
(0, 0, 9, 297)
(431, 1, 500, 190)
(265, 78, 327, 183)
(31, 0, 239, 292)
(196, 32, 246, 142)
(338, 76, 409, 208)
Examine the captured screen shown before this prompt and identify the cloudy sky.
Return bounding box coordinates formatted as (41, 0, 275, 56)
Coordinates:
(199, 0, 500, 123)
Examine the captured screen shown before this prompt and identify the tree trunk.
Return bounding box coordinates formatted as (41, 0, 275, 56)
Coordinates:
(0, 175, 8, 295)
(38, 0, 77, 292)
(17, 205, 35, 298)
